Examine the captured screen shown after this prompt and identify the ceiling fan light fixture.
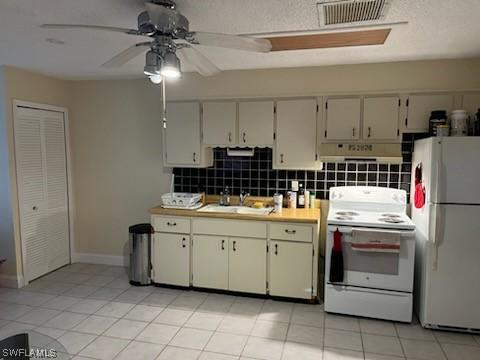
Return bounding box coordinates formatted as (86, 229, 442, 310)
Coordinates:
(144, 50, 161, 75)
(160, 51, 181, 78)
(149, 74, 163, 84)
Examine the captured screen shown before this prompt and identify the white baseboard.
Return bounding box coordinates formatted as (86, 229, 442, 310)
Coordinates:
(72, 252, 128, 267)
(0, 273, 24, 288)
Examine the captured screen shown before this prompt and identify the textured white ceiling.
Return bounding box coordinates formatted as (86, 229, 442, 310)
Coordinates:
(0, 0, 479, 79)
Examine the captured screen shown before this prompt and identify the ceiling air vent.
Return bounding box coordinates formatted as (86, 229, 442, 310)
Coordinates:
(317, 0, 391, 27)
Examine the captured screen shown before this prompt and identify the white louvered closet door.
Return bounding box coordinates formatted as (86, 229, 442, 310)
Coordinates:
(14, 107, 70, 282)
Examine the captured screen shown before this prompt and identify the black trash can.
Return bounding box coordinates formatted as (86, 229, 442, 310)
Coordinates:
(129, 223, 153, 286)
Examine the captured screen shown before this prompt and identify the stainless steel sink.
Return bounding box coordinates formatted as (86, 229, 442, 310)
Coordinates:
(197, 204, 273, 215)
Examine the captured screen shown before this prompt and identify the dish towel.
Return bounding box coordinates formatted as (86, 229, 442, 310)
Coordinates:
(351, 229, 401, 253)
(329, 229, 344, 283)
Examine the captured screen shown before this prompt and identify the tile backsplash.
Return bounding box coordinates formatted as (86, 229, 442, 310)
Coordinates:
(173, 133, 428, 200)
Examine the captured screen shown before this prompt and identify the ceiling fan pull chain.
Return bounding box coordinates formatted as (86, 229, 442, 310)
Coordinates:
(162, 79, 167, 128)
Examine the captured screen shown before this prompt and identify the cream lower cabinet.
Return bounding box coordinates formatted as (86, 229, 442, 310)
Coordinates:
(153, 233, 190, 286)
(192, 235, 229, 290)
(152, 215, 319, 300)
(229, 237, 267, 294)
(269, 241, 313, 299)
(192, 235, 267, 294)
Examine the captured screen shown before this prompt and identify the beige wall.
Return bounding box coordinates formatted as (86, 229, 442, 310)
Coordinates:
(165, 58, 480, 100)
(0, 66, 71, 282)
(69, 80, 171, 258)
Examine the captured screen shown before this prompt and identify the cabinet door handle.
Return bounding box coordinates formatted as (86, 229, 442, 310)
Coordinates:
(221, 239, 225, 250)
(232, 240, 237, 252)
(193, 152, 196, 162)
(167, 222, 177, 226)
(368, 127, 371, 138)
(352, 127, 356, 137)
(274, 244, 278, 255)
(280, 154, 284, 163)
(228, 132, 232, 143)
(242, 132, 246, 143)
(285, 229, 296, 234)
(32, 206, 38, 211)
(182, 237, 186, 248)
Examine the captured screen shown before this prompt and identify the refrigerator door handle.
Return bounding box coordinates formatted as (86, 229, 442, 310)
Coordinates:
(429, 203, 441, 271)
(433, 139, 442, 204)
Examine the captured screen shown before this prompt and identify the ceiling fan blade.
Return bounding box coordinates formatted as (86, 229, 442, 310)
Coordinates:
(178, 47, 220, 76)
(41, 24, 141, 36)
(101, 42, 152, 68)
(186, 32, 272, 53)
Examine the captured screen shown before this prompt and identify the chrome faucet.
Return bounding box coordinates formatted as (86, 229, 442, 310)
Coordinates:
(240, 190, 250, 206)
(220, 186, 231, 206)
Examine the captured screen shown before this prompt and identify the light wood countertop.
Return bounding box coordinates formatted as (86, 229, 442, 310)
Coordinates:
(149, 205, 320, 224)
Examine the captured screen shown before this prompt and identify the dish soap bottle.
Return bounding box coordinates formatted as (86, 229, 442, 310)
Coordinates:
(298, 184, 305, 208)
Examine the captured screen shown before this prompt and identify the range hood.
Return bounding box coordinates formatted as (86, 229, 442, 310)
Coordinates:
(318, 143, 403, 163)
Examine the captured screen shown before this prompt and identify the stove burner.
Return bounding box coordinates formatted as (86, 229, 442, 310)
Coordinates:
(381, 213, 401, 218)
(379, 217, 405, 224)
(336, 211, 359, 216)
(335, 216, 353, 221)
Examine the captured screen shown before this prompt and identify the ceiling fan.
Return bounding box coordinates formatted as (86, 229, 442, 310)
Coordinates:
(41, 0, 272, 83)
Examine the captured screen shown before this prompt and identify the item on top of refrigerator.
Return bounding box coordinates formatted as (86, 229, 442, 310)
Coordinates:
(429, 110, 448, 136)
(436, 124, 450, 137)
(298, 184, 305, 208)
(450, 109, 469, 136)
(309, 193, 316, 208)
(329, 229, 344, 283)
(273, 193, 283, 213)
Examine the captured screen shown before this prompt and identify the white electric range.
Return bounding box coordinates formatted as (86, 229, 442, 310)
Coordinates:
(324, 186, 416, 322)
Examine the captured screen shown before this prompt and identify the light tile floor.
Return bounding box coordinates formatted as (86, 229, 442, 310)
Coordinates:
(0, 263, 479, 360)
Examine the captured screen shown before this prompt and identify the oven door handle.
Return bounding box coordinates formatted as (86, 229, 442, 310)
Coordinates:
(328, 227, 414, 239)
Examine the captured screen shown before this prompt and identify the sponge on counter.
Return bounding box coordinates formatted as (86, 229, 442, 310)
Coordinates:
(252, 201, 265, 209)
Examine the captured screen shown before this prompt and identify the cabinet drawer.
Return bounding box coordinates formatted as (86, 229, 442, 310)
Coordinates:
(152, 216, 190, 233)
(192, 219, 266, 238)
(269, 223, 312, 242)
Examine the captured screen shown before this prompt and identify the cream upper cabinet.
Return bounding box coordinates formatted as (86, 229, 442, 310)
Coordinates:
(462, 94, 480, 118)
(229, 237, 267, 294)
(274, 98, 318, 169)
(363, 96, 400, 141)
(164, 102, 212, 167)
(325, 97, 361, 140)
(239, 101, 274, 146)
(269, 240, 313, 299)
(192, 235, 228, 290)
(404, 94, 454, 132)
(202, 101, 237, 146)
(153, 233, 190, 286)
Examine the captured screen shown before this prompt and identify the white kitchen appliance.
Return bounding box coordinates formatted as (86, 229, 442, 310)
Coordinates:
(325, 186, 416, 322)
(411, 137, 480, 332)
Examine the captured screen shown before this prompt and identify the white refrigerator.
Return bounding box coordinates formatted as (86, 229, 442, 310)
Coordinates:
(411, 137, 480, 331)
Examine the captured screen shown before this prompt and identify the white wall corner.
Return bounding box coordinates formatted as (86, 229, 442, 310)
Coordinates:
(72, 252, 129, 267)
(0, 273, 24, 288)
